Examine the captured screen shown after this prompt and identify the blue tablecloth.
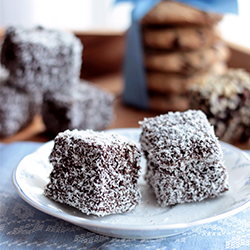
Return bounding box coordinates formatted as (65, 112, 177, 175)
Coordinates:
(0, 142, 250, 250)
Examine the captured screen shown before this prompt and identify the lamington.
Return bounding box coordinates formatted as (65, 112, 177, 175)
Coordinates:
(44, 129, 142, 217)
(0, 26, 83, 94)
(188, 69, 250, 143)
(0, 64, 9, 81)
(0, 79, 38, 138)
(139, 110, 229, 207)
(42, 80, 115, 135)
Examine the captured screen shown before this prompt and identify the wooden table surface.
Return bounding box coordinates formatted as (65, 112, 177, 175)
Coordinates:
(1, 73, 250, 150)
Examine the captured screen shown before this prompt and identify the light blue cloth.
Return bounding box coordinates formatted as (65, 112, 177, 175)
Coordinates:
(0, 142, 250, 249)
(123, 21, 149, 109)
(174, 0, 238, 14)
(117, 0, 239, 109)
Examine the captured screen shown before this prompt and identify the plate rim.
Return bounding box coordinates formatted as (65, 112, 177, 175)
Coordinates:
(12, 127, 250, 232)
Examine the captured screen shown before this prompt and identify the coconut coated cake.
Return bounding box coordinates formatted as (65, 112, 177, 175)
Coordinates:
(44, 129, 142, 217)
(42, 80, 115, 135)
(1, 26, 82, 94)
(188, 68, 250, 143)
(139, 110, 229, 206)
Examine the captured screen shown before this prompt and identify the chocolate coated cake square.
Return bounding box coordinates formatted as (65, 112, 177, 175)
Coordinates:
(139, 110, 229, 206)
(1, 26, 82, 93)
(44, 129, 142, 217)
(189, 69, 250, 143)
(42, 80, 115, 135)
(0, 79, 38, 138)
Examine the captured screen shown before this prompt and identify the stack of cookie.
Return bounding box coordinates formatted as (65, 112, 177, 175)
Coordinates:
(141, 0, 230, 112)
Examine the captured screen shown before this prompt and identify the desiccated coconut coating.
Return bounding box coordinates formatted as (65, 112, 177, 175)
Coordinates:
(44, 129, 142, 217)
(42, 80, 115, 135)
(139, 110, 229, 207)
(1, 26, 83, 94)
(0, 79, 38, 138)
(0, 64, 9, 81)
(189, 69, 250, 143)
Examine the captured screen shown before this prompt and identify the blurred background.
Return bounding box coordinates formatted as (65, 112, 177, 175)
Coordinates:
(1, 0, 250, 144)
(0, 0, 133, 31)
(0, 0, 250, 79)
(0, 0, 249, 47)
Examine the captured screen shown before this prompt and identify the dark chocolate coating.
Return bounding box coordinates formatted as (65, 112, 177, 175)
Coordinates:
(139, 110, 229, 206)
(42, 81, 115, 135)
(188, 69, 250, 143)
(44, 129, 142, 217)
(1, 26, 83, 94)
(0, 80, 38, 138)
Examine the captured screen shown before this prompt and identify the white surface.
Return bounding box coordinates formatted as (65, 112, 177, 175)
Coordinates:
(219, 0, 250, 49)
(0, 0, 133, 31)
(1, 0, 250, 48)
(12, 128, 250, 239)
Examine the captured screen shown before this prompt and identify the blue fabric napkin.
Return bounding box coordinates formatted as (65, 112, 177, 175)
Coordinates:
(0, 141, 250, 249)
(116, 0, 239, 109)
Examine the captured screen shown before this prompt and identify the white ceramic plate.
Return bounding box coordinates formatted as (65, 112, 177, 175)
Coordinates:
(12, 128, 250, 239)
